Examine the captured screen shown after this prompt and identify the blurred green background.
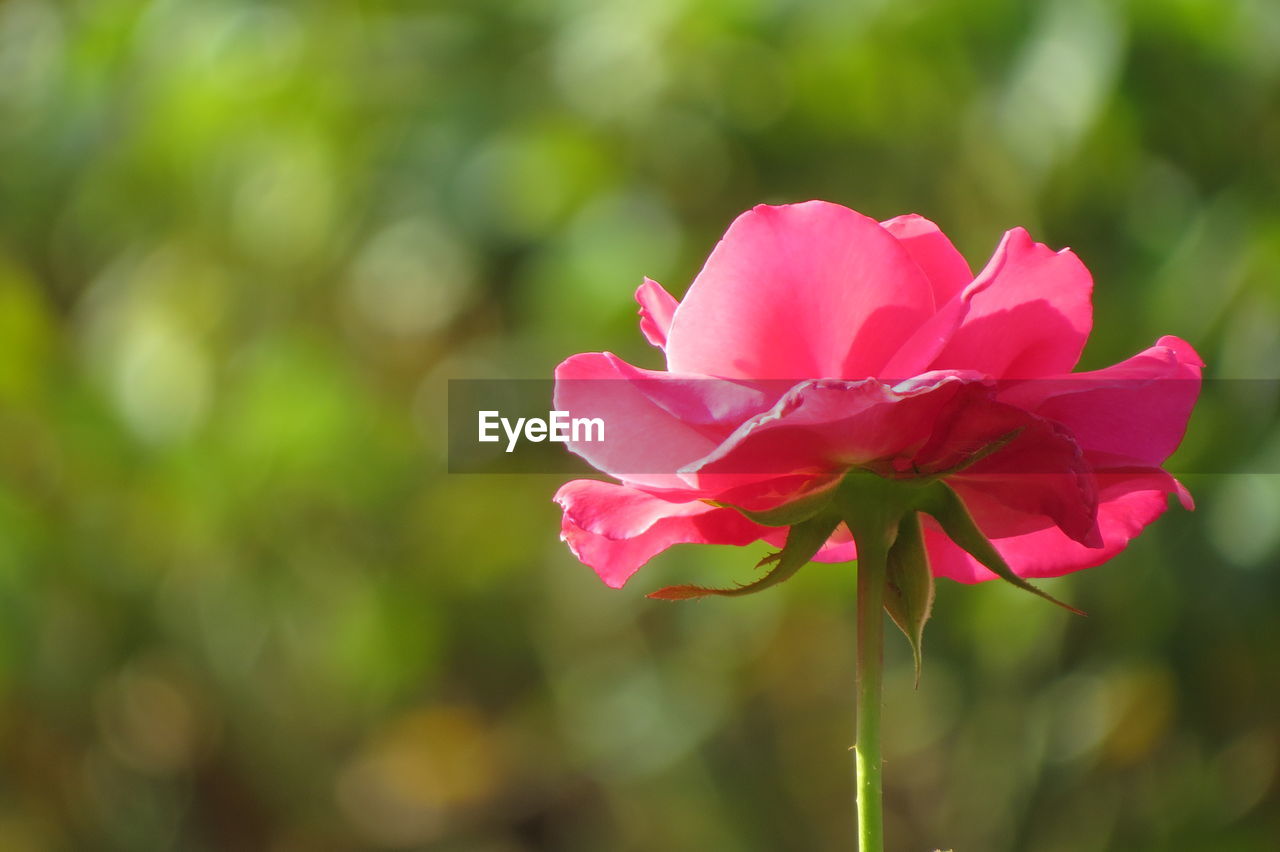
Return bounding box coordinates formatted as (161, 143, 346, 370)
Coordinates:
(1, 0, 1278, 849)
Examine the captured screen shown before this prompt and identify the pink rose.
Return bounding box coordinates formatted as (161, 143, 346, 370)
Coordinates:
(553, 201, 1202, 592)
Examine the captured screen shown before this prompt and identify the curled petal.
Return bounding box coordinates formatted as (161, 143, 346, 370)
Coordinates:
(880, 213, 973, 307)
(930, 228, 1093, 378)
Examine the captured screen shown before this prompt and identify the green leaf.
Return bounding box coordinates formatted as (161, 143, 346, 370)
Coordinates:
(647, 512, 840, 600)
(883, 511, 934, 686)
(712, 482, 838, 527)
(755, 550, 781, 569)
(915, 482, 1086, 616)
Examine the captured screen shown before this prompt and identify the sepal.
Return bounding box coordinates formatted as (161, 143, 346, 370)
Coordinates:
(647, 511, 840, 600)
(710, 483, 838, 527)
(915, 482, 1085, 615)
(883, 512, 934, 687)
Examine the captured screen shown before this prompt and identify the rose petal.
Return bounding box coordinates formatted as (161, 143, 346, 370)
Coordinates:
(926, 471, 1180, 582)
(812, 523, 857, 562)
(997, 336, 1203, 468)
(636, 277, 679, 349)
(553, 352, 776, 491)
(880, 227, 1010, 379)
(680, 373, 986, 496)
(879, 290, 974, 381)
(555, 479, 774, 588)
(943, 411, 1101, 548)
(665, 201, 935, 380)
(880, 214, 973, 306)
(929, 228, 1093, 378)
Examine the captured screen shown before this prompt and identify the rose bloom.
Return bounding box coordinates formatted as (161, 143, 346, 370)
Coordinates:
(553, 202, 1202, 591)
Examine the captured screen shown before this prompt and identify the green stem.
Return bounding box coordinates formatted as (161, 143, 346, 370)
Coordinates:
(836, 474, 906, 852)
(854, 523, 887, 852)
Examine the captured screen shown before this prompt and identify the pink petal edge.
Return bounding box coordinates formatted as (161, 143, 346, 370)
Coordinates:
(636, 277, 679, 350)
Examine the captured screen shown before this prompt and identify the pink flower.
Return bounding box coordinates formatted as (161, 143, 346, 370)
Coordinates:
(553, 201, 1202, 591)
